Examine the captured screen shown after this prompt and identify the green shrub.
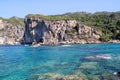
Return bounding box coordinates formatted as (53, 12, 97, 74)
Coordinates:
(99, 34, 110, 42)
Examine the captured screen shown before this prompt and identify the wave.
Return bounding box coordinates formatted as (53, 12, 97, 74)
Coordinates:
(61, 45, 72, 47)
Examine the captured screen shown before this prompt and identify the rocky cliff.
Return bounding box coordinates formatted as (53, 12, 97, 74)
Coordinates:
(21, 18, 101, 45)
(0, 19, 24, 44)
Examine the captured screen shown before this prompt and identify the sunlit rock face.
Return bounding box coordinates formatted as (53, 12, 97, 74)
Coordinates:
(0, 19, 24, 45)
(21, 18, 101, 45)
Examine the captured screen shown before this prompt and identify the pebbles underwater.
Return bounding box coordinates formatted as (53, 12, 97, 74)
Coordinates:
(0, 44, 120, 80)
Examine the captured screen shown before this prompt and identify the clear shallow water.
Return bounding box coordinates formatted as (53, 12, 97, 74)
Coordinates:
(0, 43, 120, 80)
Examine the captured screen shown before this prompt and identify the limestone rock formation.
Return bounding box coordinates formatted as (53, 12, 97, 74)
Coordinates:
(0, 19, 24, 44)
(21, 18, 101, 45)
(28, 73, 87, 80)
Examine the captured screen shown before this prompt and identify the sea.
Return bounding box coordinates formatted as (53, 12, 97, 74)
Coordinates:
(0, 43, 120, 80)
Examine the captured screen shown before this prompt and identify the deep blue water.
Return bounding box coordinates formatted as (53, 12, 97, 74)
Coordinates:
(0, 43, 120, 80)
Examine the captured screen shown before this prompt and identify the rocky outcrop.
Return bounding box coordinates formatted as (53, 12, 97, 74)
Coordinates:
(0, 19, 24, 44)
(21, 18, 101, 45)
(28, 73, 120, 80)
(0, 17, 101, 45)
(28, 73, 87, 80)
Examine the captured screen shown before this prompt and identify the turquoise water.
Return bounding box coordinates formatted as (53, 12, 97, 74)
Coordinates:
(0, 43, 120, 80)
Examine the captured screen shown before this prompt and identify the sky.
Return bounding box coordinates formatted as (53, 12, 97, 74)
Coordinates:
(0, 0, 120, 18)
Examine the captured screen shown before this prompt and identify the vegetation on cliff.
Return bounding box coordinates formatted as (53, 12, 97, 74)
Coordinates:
(26, 14, 71, 20)
(0, 11, 120, 42)
(26, 12, 120, 41)
(0, 16, 24, 26)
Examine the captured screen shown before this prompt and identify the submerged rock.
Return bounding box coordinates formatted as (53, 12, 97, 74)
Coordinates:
(28, 73, 88, 80)
(113, 72, 120, 77)
(100, 73, 120, 80)
(85, 54, 112, 60)
(79, 62, 97, 70)
(28, 73, 120, 80)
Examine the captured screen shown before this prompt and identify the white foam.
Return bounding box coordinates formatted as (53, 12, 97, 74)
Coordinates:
(24, 45, 29, 46)
(113, 72, 117, 75)
(103, 56, 112, 59)
(61, 45, 72, 47)
(96, 55, 112, 60)
(31, 44, 41, 47)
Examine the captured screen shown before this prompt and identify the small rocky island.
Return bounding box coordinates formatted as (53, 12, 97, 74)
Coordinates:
(0, 12, 120, 45)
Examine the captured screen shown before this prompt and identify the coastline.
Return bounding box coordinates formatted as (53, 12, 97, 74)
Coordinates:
(0, 40, 120, 46)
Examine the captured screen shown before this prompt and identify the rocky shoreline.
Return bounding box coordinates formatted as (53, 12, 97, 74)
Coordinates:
(0, 39, 120, 45)
(0, 18, 120, 45)
(21, 18, 101, 45)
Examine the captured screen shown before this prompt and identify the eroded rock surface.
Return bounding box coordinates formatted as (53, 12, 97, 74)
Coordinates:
(0, 19, 24, 44)
(28, 73, 87, 80)
(21, 18, 101, 45)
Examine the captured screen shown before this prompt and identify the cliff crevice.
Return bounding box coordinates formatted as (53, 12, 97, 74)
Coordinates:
(21, 18, 101, 45)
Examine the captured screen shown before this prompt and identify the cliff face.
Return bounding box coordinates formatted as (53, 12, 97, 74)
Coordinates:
(0, 19, 24, 44)
(21, 18, 101, 45)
